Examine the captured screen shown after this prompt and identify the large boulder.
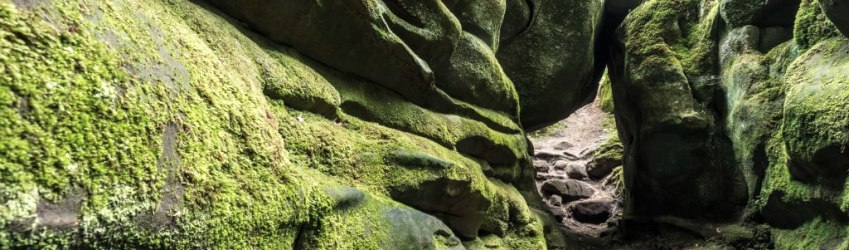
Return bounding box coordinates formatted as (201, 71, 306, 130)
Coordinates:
(205, 0, 462, 105)
(497, 0, 606, 130)
(608, 0, 748, 219)
(540, 179, 596, 201)
(783, 38, 849, 187)
(0, 0, 548, 248)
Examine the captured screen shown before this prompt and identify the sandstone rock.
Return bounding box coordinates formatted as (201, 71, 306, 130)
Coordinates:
(533, 160, 551, 172)
(446, 0, 507, 49)
(383, 207, 465, 249)
(540, 179, 595, 201)
(206, 0, 461, 105)
(821, 0, 849, 37)
(435, 32, 519, 114)
(609, 0, 748, 219)
(568, 199, 613, 224)
(535, 150, 564, 160)
(391, 178, 490, 239)
(497, 0, 605, 130)
(720, 0, 767, 28)
(564, 163, 588, 180)
(783, 39, 849, 188)
(536, 173, 566, 181)
(550, 195, 563, 207)
(550, 207, 568, 222)
(552, 160, 569, 170)
(587, 139, 623, 179)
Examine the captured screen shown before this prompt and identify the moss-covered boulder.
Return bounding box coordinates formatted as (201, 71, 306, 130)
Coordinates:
(0, 0, 547, 248)
(720, 0, 768, 28)
(783, 38, 849, 187)
(608, 0, 748, 219)
(497, 0, 606, 130)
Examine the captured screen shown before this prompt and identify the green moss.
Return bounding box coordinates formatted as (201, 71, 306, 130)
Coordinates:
(773, 218, 849, 249)
(0, 0, 549, 248)
(794, 0, 842, 50)
(621, 0, 715, 132)
(757, 132, 829, 209)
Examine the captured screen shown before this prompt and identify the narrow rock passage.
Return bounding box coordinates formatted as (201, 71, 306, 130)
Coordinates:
(530, 97, 623, 237)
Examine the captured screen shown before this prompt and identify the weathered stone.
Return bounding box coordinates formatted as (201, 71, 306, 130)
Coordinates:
(720, 0, 767, 28)
(569, 199, 613, 224)
(783, 39, 849, 187)
(553, 160, 569, 170)
(445, 0, 507, 49)
(564, 163, 588, 180)
(206, 0, 462, 105)
(540, 179, 595, 201)
(497, 0, 606, 130)
(553, 141, 573, 150)
(587, 140, 623, 179)
(383, 207, 465, 249)
(536, 173, 566, 181)
(435, 32, 519, 114)
(550, 207, 568, 222)
(391, 178, 490, 239)
(609, 0, 748, 220)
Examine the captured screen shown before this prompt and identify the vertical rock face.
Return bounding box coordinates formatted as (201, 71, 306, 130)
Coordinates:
(497, 0, 606, 130)
(0, 0, 606, 248)
(608, 0, 749, 219)
(607, 0, 849, 247)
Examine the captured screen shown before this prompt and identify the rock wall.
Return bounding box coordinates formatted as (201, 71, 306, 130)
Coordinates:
(608, 0, 849, 247)
(0, 0, 605, 248)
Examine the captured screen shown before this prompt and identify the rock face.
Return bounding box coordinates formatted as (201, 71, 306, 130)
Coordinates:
(606, 0, 849, 248)
(609, 0, 749, 219)
(541, 180, 596, 201)
(497, 0, 606, 130)
(782, 39, 849, 188)
(0, 0, 582, 248)
(569, 199, 613, 224)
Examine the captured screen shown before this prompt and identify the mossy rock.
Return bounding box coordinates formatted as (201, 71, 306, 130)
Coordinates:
(783, 37, 849, 188)
(497, 0, 605, 130)
(795, 0, 842, 49)
(0, 0, 546, 248)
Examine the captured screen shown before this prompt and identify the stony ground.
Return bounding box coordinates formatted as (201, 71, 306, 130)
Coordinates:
(530, 98, 623, 238)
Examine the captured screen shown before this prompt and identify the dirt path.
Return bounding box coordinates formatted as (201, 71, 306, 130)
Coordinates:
(530, 98, 623, 238)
